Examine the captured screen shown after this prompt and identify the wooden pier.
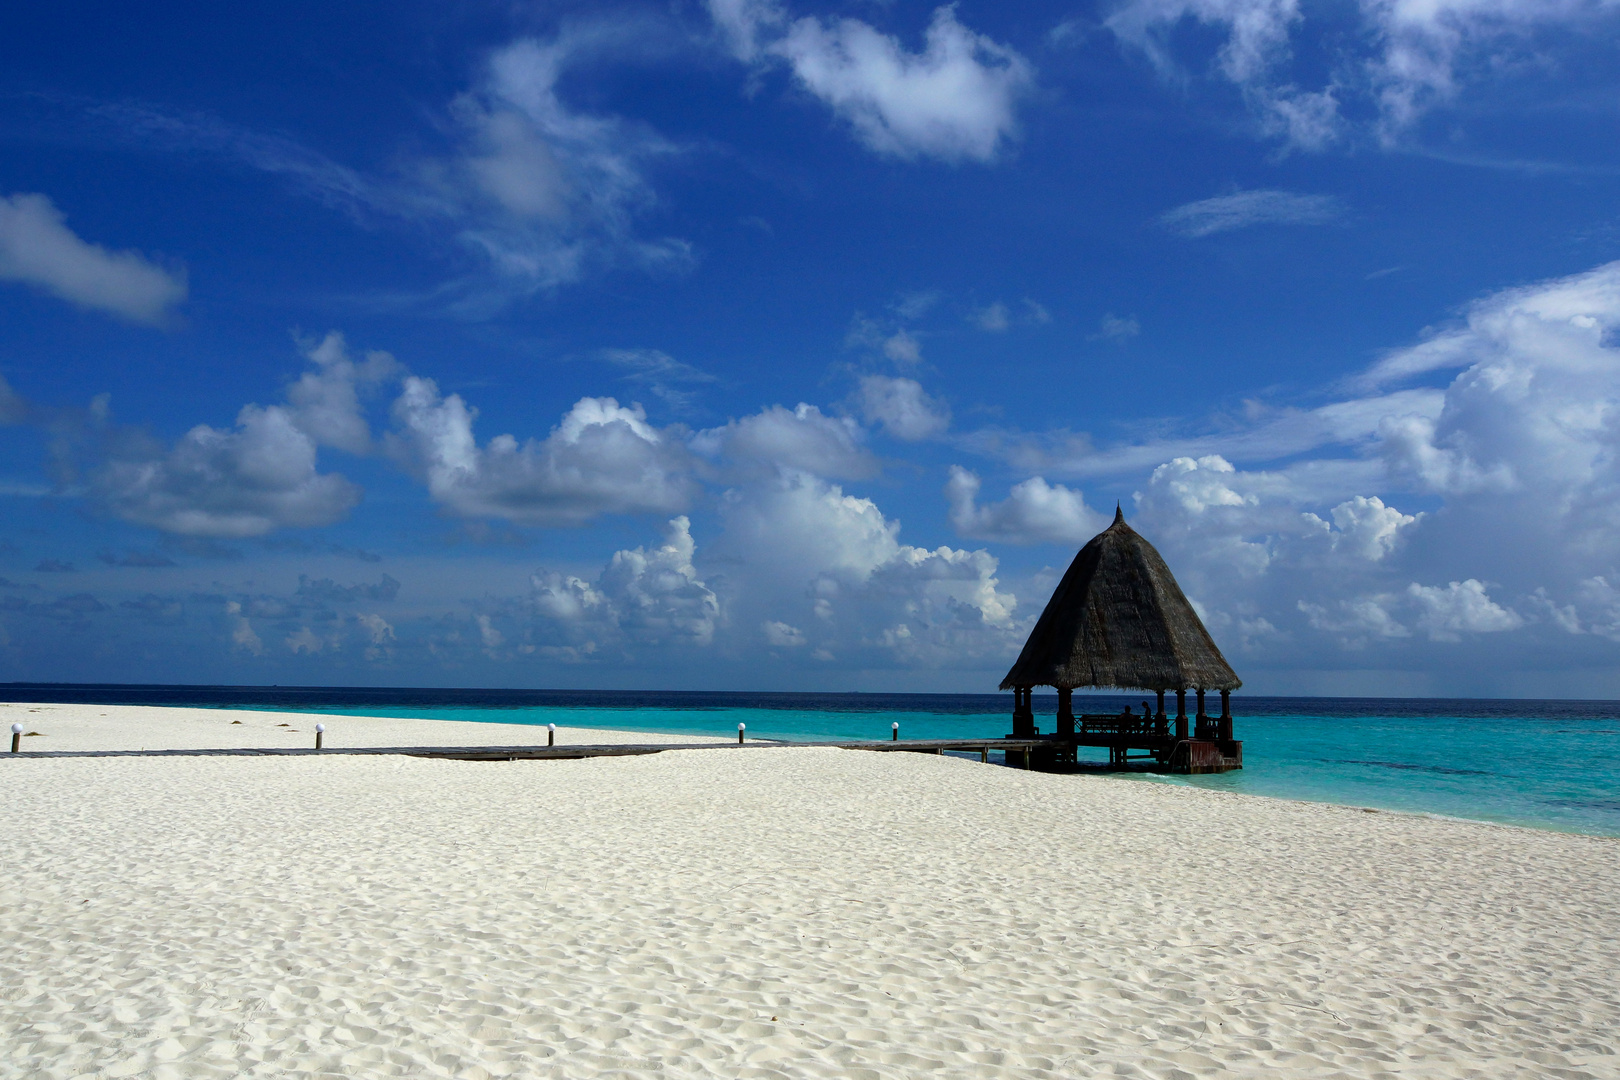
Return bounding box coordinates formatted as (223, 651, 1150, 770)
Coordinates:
(1, 738, 1055, 765)
(1, 734, 1234, 771)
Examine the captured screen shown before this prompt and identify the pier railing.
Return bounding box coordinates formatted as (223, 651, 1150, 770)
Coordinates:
(1077, 714, 1170, 740)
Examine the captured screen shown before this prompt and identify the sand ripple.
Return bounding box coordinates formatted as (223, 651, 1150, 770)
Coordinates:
(2, 706, 1617, 1078)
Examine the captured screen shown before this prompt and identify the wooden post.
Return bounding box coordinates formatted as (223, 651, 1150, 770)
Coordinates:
(1057, 687, 1075, 739)
(1156, 689, 1165, 720)
(1022, 747, 1030, 769)
(548, 723, 556, 747)
(1175, 689, 1187, 741)
(1220, 690, 1232, 741)
(980, 747, 988, 763)
(1196, 688, 1206, 719)
(10, 723, 20, 753)
(1012, 687, 1034, 738)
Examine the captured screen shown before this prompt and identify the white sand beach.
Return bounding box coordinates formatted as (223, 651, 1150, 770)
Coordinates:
(2, 703, 1617, 1079)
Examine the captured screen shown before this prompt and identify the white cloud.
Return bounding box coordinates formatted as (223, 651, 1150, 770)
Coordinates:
(972, 298, 1050, 331)
(1107, 0, 1620, 146)
(522, 516, 719, 656)
(356, 612, 396, 661)
(856, 376, 950, 441)
(1324, 495, 1419, 561)
(95, 404, 361, 537)
(763, 619, 807, 646)
(1298, 595, 1412, 645)
(711, 2, 1033, 163)
(973, 301, 1010, 331)
(99, 27, 689, 302)
(847, 313, 925, 364)
(692, 403, 875, 480)
(1407, 579, 1523, 641)
(225, 601, 264, 656)
(285, 332, 400, 454)
(1106, 0, 1342, 148)
(1161, 190, 1344, 237)
(710, 469, 1021, 666)
(1143, 455, 1255, 514)
(388, 382, 695, 525)
(286, 626, 326, 654)
(0, 193, 187, 325)
(1091, 313, 1140, 342)
(76, 334, 397, 538)
(1367, 0, 1620, 135)
(598, 348, 717, 410)
(945, 466, 1105, 545)
(429, 35, 690, 293)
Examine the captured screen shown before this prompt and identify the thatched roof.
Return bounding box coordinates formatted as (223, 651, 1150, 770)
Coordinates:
(1001, 507, 1240, 692)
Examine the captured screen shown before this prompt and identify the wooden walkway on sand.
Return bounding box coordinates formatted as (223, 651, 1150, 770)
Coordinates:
(2, 738, 1056, 765)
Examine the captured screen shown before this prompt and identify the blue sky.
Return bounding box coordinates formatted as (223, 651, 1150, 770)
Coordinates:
(3, 0, 1620, 694)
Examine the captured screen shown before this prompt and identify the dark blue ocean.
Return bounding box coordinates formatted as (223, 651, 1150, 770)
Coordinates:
(7, 684, 1619, 837)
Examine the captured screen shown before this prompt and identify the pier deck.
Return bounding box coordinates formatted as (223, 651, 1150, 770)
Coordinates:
(2, 738, 1053, 763)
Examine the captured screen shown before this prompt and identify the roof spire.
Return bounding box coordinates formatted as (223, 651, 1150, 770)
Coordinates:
(1114, 502, 1125, 525)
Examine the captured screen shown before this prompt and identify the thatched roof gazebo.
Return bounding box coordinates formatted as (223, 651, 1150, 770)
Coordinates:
(1001, 507, 1242, 770)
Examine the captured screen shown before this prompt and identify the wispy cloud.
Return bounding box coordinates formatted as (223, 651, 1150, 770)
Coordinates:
(84, 23, 692, 308)
(708, 2, 1034, 163)
(1161, 189, 1344, 237)
(1106, 0, 1620, 150)
(598, 348, 718, 410)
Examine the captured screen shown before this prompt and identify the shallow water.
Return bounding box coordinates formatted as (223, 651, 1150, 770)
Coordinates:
(6, 685, 1619, 836)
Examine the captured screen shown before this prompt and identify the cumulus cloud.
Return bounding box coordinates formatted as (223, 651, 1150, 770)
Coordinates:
(692, 403, 875, 480)
(388, 381, 695, 525)
(1407, 578, 1523, 641)
(1161, 190, 1344, 237)
(1054, 257, 1620, 679)
(0, 193, 187, 325)
(945, 467, 1105, 545)
(847, 313, 925, 365)
(855, 376, 950, 441)
(709, 469, 1021, 667)
(33, 332, 392, 538)
(710, 2, 1033, 163)
(94, 404, 361, 537)
(285, 332, 399, 454)
(1319, 496, 1420, 561)
(763, 619, 807, 646)
(356, 612, 396, 661)
(521, 516, 719, 657)
(225, 600, 264, 655)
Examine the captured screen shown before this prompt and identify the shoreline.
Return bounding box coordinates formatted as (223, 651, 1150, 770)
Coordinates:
(3, 703, 1617, 1077)
(10, 699, 1619, 840)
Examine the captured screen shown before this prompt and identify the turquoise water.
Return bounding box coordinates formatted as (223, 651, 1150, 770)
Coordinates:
(294, 699, 1620, 838)
(6, 685, 1617, 837)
